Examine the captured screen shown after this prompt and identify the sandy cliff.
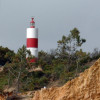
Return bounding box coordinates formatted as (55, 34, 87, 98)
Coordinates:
(32, 59, 100, 100)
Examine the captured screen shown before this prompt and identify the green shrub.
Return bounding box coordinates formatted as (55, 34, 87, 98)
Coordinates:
(0, 74, 8, 90)
(80, 66, 89, 72)
(52, 65, 65, 80)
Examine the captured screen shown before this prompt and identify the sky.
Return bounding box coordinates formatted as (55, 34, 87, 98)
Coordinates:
(0, 0, 100, 53)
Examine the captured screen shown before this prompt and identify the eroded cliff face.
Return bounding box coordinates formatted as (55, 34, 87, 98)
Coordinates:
(0, 95, 5, 100)
(32, 59, 100, 100)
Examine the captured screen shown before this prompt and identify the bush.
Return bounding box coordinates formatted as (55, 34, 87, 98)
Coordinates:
(52, 65, 65, 80)
(80, 66, 90, 72)
(0, 74, 8, 90)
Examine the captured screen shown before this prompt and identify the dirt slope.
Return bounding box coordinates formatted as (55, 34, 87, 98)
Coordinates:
(32, 58, 100, 100)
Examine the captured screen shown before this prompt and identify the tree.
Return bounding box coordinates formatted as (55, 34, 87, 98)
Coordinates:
(57, 28, 86, 56)
(4, 45, 32, 92)
(0, 46, 15, 65)
(75, 49, 90, 75)
(57, 28, 86, 71)
(38, 50, 56, 65)
(91, 48, 100, 60)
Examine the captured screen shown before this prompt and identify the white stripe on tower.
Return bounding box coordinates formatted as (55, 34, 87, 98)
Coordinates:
(26, 18, 38, 60)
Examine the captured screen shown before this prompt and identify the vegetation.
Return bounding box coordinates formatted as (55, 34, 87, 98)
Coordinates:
(0, 46, 15, 66)
(0, 28, 100, 92)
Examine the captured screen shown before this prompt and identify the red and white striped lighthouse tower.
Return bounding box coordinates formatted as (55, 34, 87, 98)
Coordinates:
(26, 18, 38, 62)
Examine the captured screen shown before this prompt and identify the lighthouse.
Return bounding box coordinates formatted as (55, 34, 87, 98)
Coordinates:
(26, 18, 38, 62)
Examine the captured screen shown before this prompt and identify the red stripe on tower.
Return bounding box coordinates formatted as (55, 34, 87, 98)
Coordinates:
(27, 38, 38, 48)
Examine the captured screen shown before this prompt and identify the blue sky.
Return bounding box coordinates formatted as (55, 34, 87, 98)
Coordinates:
(0, 0, 100, 53)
